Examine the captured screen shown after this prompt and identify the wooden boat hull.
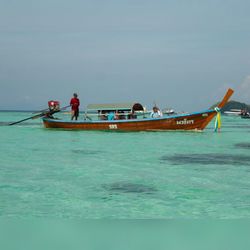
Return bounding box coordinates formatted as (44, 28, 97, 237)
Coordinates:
(43, 88, 234, 131)
(43, 110, 216, 131)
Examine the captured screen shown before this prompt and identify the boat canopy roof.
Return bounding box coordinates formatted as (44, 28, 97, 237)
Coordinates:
(87, 102, 144, 112)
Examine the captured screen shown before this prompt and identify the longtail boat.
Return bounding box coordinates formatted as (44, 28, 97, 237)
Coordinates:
(43, 88, 234, 131)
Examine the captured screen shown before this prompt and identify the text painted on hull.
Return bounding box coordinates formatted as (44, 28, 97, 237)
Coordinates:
(176, 119, 194, 125)
(109, 124, 118, 129)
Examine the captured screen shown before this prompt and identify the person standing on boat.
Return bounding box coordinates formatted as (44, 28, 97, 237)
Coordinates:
(70, 93, 80, 120)
(150, 106, 163, 118)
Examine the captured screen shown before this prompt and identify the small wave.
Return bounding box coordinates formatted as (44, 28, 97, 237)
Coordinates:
(223, 125, 250, 129)
(0, 122, 10, 126)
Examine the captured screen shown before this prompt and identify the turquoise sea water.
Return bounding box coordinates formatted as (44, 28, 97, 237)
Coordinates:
(1, 112, 250, 218)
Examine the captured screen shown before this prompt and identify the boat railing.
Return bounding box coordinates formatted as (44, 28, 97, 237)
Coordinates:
(82, 110, 179, 121)
(83, 111, 149, 120)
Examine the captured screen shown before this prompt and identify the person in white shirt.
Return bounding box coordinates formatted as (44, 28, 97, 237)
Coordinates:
(150, 106, 163, 118)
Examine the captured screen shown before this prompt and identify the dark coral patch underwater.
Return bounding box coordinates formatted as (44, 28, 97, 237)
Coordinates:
(235, 143, 250, 149)
(103, 182, 157, 194)
(71, 149, 104, 155)
(161, 153, 250, 166)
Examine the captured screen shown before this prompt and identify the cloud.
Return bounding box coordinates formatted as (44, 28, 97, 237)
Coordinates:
(24, 96, 31, 101)
(235, 76, 250, 103)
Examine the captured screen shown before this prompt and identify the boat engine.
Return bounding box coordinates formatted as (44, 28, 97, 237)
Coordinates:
(48, 100, 60, 112)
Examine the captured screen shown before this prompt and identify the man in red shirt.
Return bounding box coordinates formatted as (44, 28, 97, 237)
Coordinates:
(70, 93, 80, 120)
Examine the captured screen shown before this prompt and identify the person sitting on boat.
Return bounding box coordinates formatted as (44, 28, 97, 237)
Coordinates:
(150, 106, 163, 118)
(99, 111, 107, 120)
(108, 112, 115, 120)
(241, 109, 249, 116)
(70, 93, 80, 120)
(118, 110, 126, 120)
(114, 110, 119, 120)
(128, 109, 137, 119)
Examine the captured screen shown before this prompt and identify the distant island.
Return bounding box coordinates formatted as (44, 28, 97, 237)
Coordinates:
(211, 100, 250, 112)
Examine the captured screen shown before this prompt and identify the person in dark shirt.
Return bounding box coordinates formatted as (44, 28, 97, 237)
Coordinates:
(70, 93, 80, 120)
(128, 109, 137, 119)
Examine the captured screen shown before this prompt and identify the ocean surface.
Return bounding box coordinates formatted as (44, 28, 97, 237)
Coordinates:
(1, 111, 250, 219)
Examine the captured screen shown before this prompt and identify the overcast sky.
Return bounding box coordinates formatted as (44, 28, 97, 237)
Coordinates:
(0, 0, 250, 111)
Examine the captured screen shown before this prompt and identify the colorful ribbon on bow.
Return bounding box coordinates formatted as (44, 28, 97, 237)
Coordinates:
(214, 107, 221, 132)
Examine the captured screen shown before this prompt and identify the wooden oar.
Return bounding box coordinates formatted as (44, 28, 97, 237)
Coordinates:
(9, 113, 45, 126)
(9, 105, 71, 126)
